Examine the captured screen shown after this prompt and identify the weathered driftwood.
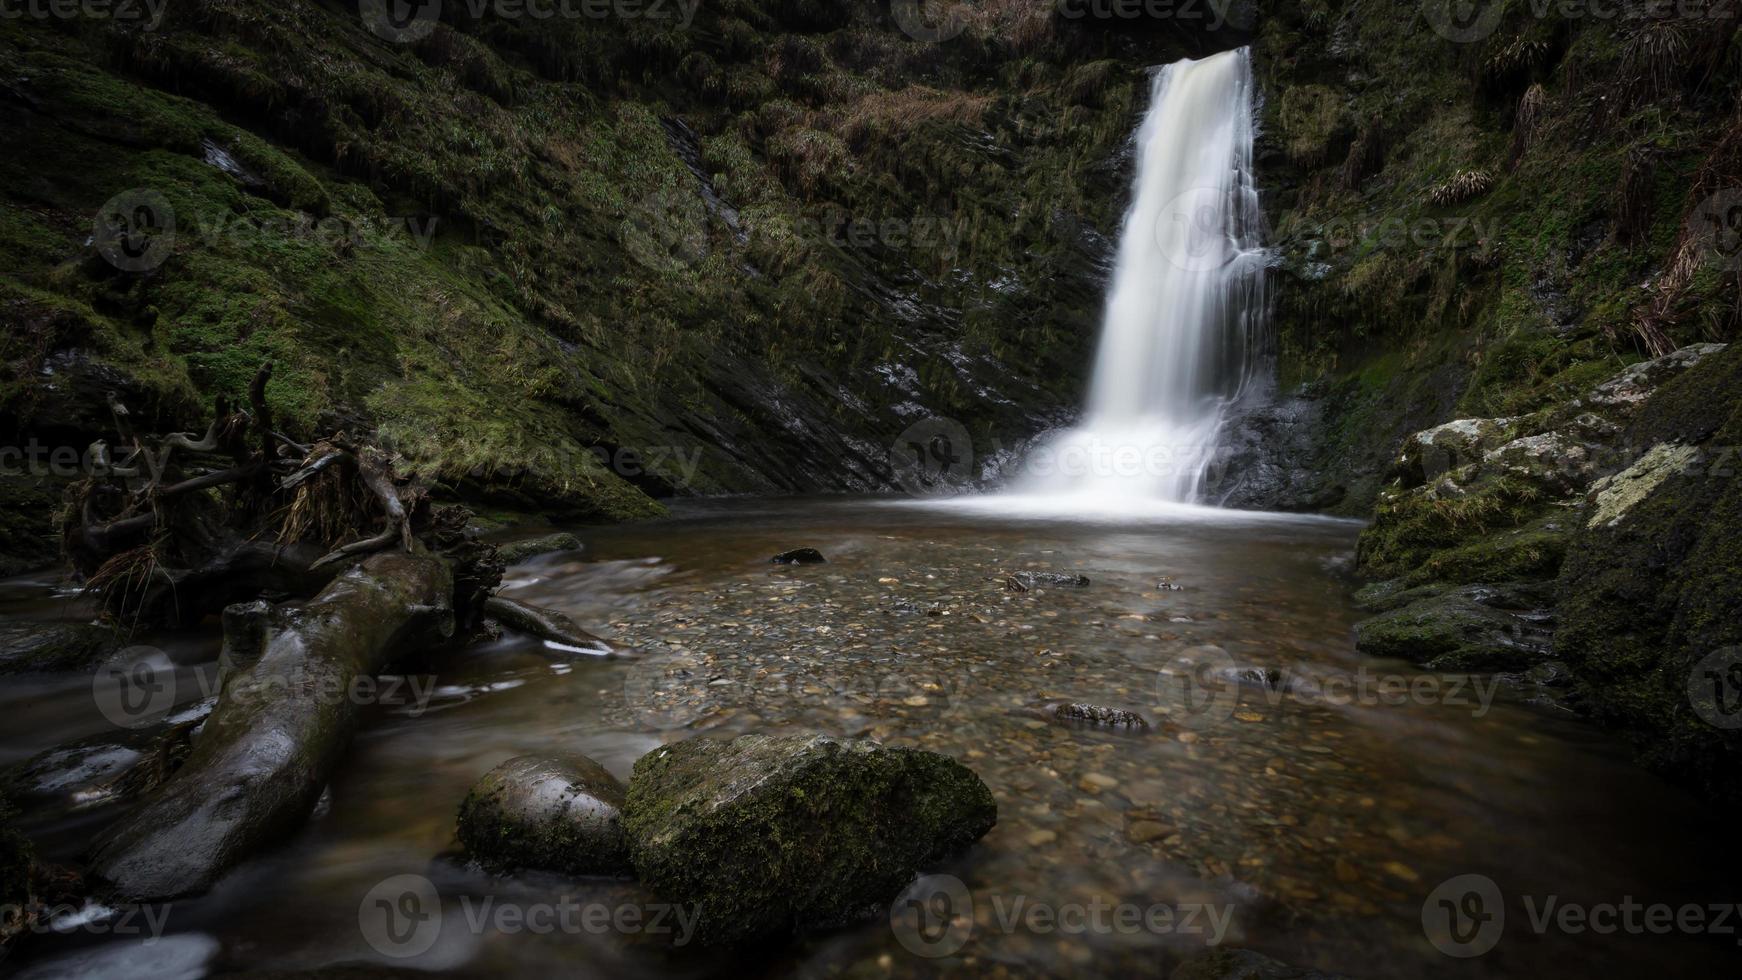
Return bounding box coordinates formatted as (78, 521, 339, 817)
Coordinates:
(88, 552, 454, 900)
(483, 595, 619, 657)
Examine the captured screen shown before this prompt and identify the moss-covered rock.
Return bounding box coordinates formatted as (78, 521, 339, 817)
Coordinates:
(1556, 344, 1742, 808)
(1354, 584, 1551, 672)
(0, 621, 116, 675)
(456, 755, 631, 878)
(622, 733, 996, 945)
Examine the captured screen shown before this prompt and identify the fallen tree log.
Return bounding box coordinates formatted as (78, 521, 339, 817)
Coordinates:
(88, 552, 454, 901)
(483, 595, 620, 657)
(131, 540, 341, 629)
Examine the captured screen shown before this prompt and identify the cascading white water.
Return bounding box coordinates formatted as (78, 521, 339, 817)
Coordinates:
(1020, 47, 1269, 504)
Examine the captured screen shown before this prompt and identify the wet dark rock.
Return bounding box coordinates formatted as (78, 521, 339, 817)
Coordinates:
(1208, 389, 1352, 512)
(1353, 585, 1551, 672)
(495, 532, 583, 565)
(770, 548, 827, 565)
(622, 733, 996, 945)
(1006, 571, 1090, 589)
(1496, 660, 1579, 714)
(1, 797, 34, 912)
(457, 755, 632, 878)
(1220, 666, 1300, 694)
(1172, 947, 1350, 980)
(1030, 700, 1151, 733)
(3, 704, 210, 824)
(0, 620, 116, 675)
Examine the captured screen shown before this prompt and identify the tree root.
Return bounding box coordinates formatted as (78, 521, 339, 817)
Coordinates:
(483, 595, 622, 657)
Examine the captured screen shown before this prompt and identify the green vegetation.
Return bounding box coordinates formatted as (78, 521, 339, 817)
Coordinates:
(1259, 0, 1740, 515)
(0, 3, 1179, 527)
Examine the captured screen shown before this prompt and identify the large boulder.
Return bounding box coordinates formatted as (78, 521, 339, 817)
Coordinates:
(456, 755, 632, 877)
(622, 733, 996, 945)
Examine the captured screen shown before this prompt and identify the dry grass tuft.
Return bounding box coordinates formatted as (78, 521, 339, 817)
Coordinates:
(1429, 170, 1495, 207)
(1507, 84, 1546, 171)
(838, 87, 992, 149)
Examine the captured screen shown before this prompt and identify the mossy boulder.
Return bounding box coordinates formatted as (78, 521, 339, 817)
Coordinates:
(1557, 344, 1742, 808)
(456, 755, 632, 878)
(0, 621, 116, 675)
(1354, 585, 1551, 672)
(622, 733, 996, 945)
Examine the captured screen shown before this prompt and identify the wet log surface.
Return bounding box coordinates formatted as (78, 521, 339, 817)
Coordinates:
(88, 552, 455, 901)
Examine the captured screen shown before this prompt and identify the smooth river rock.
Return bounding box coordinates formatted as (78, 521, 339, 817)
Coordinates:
(457, 755, 632, 877)
(622, 733, 996, 944)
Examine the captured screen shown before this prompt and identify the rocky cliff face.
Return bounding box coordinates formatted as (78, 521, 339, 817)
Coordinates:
(0, 2, 1243, 570)
(1241, 0, 1741, 806)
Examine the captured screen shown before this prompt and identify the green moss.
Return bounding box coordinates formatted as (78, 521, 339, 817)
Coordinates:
(1409, 524, 1569, 586)
(623, 734, 996, 945)
(1353, 587, 1545, 672)
(1358, 477, 1551, 580)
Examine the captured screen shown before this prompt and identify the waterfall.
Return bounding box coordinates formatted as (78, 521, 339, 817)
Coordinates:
(1021, 47, 1269, 504)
